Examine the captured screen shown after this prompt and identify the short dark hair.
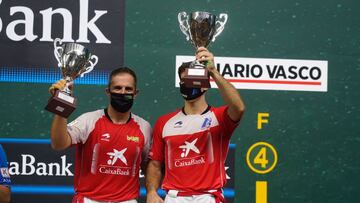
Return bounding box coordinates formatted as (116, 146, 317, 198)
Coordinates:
(108, 67, 137, 89)
(178, 62, 192, 79)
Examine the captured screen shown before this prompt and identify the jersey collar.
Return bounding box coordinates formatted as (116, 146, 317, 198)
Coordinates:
(104, 108, 132, 124)
(181, 105, 211, 115)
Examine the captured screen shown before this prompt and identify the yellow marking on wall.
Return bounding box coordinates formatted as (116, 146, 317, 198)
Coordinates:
(257, 113, 269, 129)
(256, 181, 267, 203)
(246, 142, 278, 174)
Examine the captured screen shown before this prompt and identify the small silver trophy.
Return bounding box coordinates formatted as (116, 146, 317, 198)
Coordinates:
(178, 11, 228, 88)
(45, 38, 98, 118)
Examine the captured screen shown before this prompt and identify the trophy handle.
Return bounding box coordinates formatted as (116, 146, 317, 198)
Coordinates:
(212, 13, 228, 42)
(80, 55, 98, 77)
(178, 12, 190, 41)
(53, 38, 63, 67)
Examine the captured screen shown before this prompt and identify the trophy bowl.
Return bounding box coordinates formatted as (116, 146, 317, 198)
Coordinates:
(45, 38, 98, 118)
(178, 11, 228, 88)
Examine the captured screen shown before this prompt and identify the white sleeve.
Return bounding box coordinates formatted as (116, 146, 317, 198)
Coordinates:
(67, 110, 102, 144)
(141, 121, 152, 164)
(132, 114, 153, 165)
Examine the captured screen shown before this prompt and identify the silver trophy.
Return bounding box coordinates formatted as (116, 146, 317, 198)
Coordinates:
(178, 11, 228, 88)
(45, 38, 98, 118)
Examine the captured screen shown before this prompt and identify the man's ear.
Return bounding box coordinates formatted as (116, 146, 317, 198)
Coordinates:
(133, 89, 140, 99)
(105, 88, 110, 96)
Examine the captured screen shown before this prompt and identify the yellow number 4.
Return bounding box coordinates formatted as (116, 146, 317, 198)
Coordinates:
(254, 147, 269, 168)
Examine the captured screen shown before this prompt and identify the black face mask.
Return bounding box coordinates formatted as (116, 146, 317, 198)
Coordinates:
(110, 92, 134, 113)
(180, 83, 206, 100)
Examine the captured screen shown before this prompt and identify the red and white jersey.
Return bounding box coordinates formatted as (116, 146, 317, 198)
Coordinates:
(149, 106, 238, 192)
(67, 109, 152, 202)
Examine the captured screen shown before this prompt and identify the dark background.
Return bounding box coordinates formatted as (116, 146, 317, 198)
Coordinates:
(0, 0, 124, 69)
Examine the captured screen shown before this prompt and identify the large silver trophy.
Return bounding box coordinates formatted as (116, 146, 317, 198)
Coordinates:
(178, 11, 228, 88)
(45, 38, 98, 118)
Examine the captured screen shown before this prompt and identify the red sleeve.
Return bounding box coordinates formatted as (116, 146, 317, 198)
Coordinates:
(148, 117, 165, 162)
(213, 106, 239, 138)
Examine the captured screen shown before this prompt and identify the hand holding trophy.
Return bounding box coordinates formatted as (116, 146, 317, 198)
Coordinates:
(178, 11, 228, 88)
(45, 38, 98, 118)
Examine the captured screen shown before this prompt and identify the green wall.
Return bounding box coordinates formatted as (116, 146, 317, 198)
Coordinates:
(1, 0, 359, 202)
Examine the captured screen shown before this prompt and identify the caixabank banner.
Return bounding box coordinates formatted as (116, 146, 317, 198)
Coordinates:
(0, 0, 125, 84)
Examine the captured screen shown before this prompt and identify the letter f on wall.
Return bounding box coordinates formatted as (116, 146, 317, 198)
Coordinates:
(257, 113, 269, 130)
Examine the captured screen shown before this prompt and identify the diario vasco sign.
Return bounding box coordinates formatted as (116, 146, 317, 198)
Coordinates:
(0, 0, 110, 43)
(176, 55, 328, 92)
(216, 63, 321, 80)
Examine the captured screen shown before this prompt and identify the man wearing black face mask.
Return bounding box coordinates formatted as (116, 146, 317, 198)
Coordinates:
(178, 69, 207, 101)
(49, 67, 152, 203)
(146, 47, 245, 203)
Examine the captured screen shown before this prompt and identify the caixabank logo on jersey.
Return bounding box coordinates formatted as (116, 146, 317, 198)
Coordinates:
(98, 147, 135, 176)
(175, 138, 205, 168)
(169, 132, 217, 169)
(0, 0, 124, 72)
(176, 55, 328, 92)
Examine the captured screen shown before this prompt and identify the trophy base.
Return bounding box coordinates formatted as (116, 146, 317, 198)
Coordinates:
(45, 90, 77, 118)
(183, 68, 211, 88)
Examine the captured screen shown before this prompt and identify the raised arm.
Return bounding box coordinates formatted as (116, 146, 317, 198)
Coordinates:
(197, 47, 245, 122)
(51, 115, 72, 150)
(49, 80, 72, 150)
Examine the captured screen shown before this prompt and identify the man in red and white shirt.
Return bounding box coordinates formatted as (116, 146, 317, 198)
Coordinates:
(49, 67, 152, 203)
(146, 47, 245, 203)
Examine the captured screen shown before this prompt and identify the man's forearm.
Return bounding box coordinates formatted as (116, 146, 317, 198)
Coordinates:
(210, 69, 245, 120)
(197, 47, 245, 116)
(51, 115, 71, 150)
(146, 160, 162, 193)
